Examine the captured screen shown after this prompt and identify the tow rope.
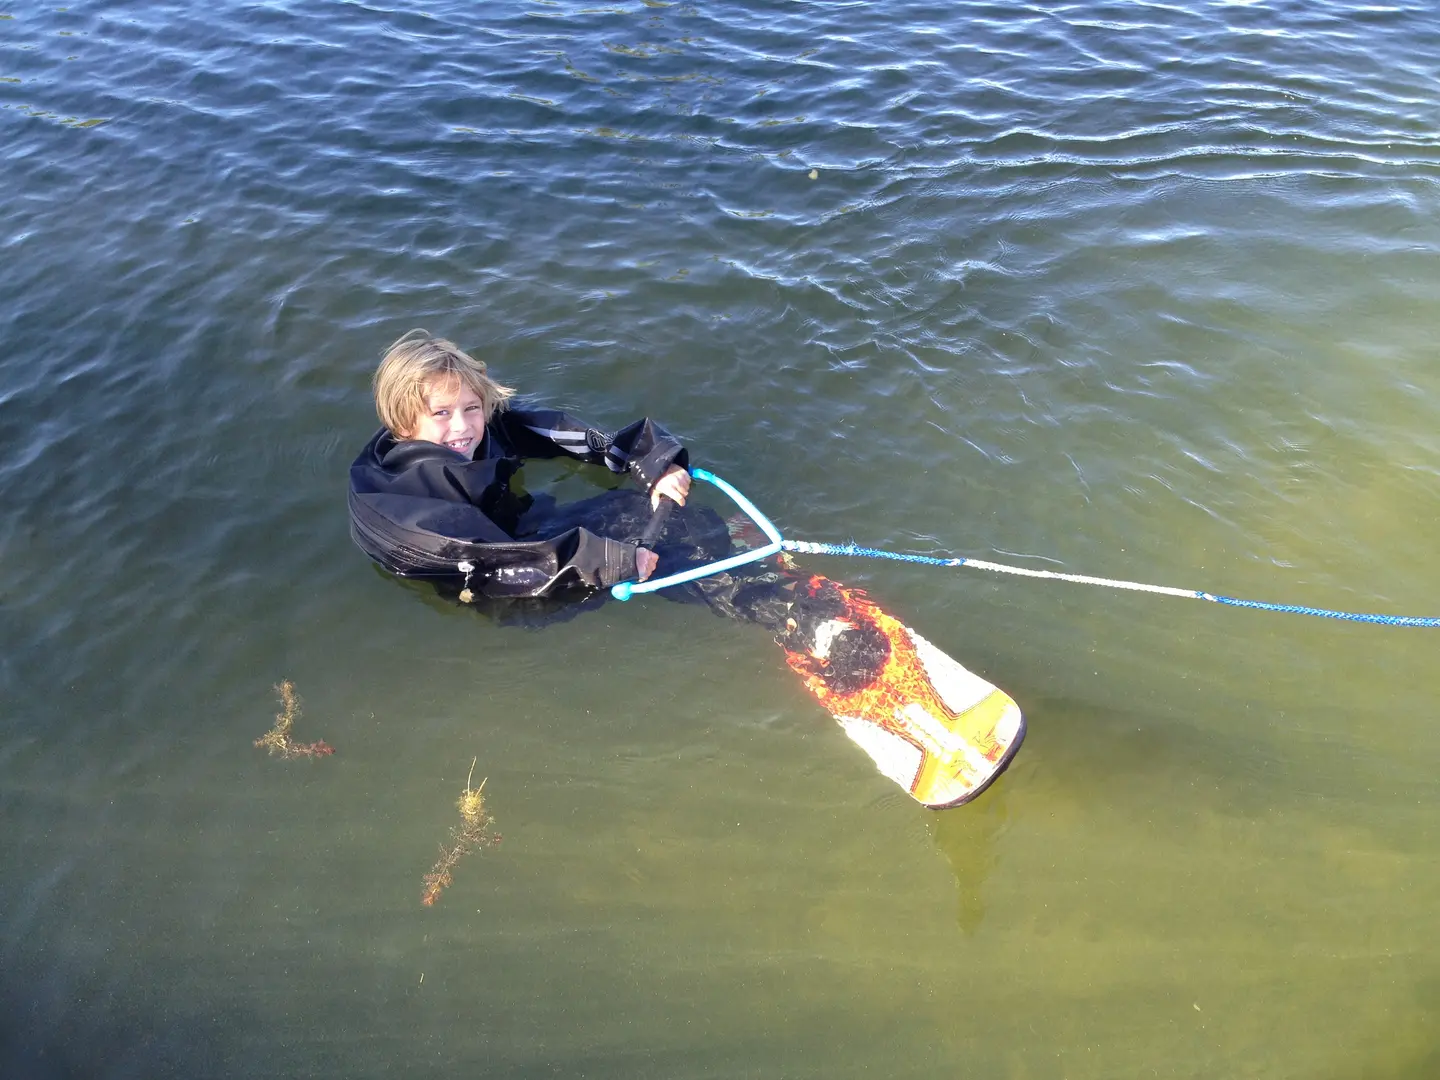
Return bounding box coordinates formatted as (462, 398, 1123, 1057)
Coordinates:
(612, 469, 1440, 628)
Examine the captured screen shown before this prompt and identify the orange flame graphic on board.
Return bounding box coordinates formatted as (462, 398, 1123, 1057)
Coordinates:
(782, 576, 1006, 765)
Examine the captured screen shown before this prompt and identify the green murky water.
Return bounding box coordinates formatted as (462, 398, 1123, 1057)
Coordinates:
(3, 1, 1438, 1076)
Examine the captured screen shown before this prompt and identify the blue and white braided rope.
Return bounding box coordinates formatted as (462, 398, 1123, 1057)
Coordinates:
(780, 541, 1440, 628)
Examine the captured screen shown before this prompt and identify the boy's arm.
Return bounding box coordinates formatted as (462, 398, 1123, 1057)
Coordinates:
(475, 527, 643, 596)
(349, 487, 643, 595)
(350, 435, 646, 595)
(500, 407, 690, 496)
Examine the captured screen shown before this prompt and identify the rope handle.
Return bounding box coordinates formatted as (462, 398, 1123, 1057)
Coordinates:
(611, 469, 782, 600)
(636, 498, 674, 551)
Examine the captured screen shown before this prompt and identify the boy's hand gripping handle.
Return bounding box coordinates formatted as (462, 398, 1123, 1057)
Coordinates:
(612, 469, 783, 601)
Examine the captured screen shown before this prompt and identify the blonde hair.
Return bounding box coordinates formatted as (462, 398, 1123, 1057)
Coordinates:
(373, 329, 515, 437)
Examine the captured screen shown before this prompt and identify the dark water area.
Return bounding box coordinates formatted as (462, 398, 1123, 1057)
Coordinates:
(4, 1, 1440, 1076)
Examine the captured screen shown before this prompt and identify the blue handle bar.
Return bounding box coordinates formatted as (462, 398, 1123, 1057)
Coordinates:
(611, 468, 782, 600)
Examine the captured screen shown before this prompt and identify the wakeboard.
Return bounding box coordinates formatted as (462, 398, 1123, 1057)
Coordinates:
(776, 571, 1025, 809)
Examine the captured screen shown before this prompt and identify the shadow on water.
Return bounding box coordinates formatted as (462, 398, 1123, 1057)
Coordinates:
(922, 675, 1414, 927)
(924, 690, 1281, 936)
(929, 782, 1008, 935)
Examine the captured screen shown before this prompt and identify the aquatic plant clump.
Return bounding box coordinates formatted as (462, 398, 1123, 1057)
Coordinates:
(254, 680, 334, 759)
(421, 760, 502, 907)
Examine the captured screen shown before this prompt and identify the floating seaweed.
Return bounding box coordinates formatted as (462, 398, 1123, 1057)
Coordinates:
(254, 680, 334, 759)
(422, 758, 502, 907)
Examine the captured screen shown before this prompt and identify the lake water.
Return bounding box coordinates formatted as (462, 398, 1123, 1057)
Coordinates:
(3, 0, 1439, 1076)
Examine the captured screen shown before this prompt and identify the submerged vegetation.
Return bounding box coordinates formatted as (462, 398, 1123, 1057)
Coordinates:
(422, 758, 502, 907)
(250, 682, 500, 905)
(254, 680, 334, 759)
(251, 684, 502, 907)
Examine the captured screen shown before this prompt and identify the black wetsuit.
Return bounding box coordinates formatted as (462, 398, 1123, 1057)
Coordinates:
(349, 405, 692, 595)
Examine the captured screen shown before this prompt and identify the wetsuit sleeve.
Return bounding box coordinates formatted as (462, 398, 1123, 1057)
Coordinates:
(349, 489, 641, 594)
(500, 407, 690, 495)
(348, 431, 643, 595)
(478, 528, 642, 597)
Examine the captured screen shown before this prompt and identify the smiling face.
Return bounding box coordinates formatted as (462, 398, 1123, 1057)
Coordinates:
(399, 377, 487, 458)
(372, 330, 515, 451)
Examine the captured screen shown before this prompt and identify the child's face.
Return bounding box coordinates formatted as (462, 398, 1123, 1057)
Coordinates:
(400, 378, 487, 457)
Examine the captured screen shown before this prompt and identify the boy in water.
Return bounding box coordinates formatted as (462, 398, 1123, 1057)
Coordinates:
(348, 328, 884, 653)
(349, 327, 896, 691)
(349, 329, 708, 601)
(347, 329, 868, 641)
